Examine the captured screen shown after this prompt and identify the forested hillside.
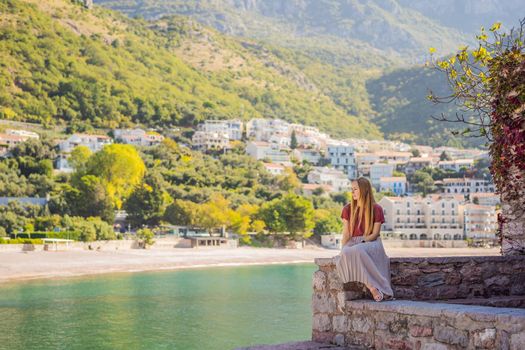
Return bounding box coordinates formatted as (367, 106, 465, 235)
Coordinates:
(0, 0, 380, 138)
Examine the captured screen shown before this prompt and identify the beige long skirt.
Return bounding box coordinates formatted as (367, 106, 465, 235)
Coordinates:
(335, 236, 394, 297)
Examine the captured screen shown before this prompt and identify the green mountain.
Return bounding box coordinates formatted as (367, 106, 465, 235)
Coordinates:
(0, 0, 381, 139)
(96, 0, 470, 67)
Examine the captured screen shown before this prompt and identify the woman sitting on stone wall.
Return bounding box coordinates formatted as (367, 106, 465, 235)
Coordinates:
(335, 177, 394, 302)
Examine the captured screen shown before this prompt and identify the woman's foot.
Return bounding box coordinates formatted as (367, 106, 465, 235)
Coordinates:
(368, 286, 384, 302)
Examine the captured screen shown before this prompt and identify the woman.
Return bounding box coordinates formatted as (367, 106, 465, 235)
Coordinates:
(335, 177, 393, 301)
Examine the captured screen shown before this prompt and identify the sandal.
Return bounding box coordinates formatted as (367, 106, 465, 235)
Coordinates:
(369, 287, 384, 302)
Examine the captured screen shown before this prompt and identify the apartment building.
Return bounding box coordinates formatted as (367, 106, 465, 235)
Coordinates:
(438, 178, 495, 195)
(327, 142, 357, 179)
(246, 118, 289, 141)
(198, 120, 243, 140)
(370, 163, 394, 189)
(191, 131, 230, 151)
(463, 203, 498, 240)
(405, 157, 434, 175)
(379, 195, 464, 240)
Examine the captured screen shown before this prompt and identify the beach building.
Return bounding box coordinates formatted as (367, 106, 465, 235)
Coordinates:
(470, 192, 500, 206)
(321, 234, 343, 249)
(246, 118, 289, 141)
(379, 194, 464, 240)
(0, 134, 28, 155)
(463, 203, 498, 240)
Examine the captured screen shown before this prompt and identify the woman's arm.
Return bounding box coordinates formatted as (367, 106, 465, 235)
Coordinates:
(341, 219, 350, 246)
(364, 222, 382, 242)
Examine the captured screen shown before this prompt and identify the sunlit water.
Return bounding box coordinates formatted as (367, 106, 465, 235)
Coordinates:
(0, 264, 316, 350)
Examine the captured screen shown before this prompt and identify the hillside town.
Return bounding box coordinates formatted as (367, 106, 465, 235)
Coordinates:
(0, 118, 499, 248)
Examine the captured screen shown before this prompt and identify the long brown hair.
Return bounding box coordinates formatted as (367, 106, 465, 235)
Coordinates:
(344, 177, 376, 244)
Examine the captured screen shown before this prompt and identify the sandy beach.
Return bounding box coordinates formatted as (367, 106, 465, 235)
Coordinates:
(0, 245, 501, 284)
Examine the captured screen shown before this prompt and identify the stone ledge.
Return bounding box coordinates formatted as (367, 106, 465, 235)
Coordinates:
(235, 340, 363, 350)
(316, 255, 525, 266)
(344, 299, 525, 321)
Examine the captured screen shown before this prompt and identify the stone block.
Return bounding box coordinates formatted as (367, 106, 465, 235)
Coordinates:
(484, 275, 510, 287)
(385, 338, 414, 350)
(332, 315, 348, 333)
(346, 331, 373, 348)
(473, 328, 496, 349)
(421, 343, 448, 350)
(434, 326, 468, 347)
(312, 314, 331, 332)
(312, 270, 327, 291)
(351, 316, 373, 333)
(312, 292, 336, 314)
(510, 332, 525, 350)
(311, 330, 335, 344)
(389, 316, 408, 334)
(333, 333, 345, 346)
(445, 272, 462, 285)
(409, 326, 433, 338)
(327, 270, 343, 291)
(420, 273, 445, 288)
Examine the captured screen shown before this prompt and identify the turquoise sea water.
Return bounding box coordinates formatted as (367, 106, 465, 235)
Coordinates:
(0, 264, 316, 350)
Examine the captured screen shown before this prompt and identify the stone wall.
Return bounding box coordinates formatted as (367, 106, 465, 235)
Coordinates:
(312, 256, 525, 349)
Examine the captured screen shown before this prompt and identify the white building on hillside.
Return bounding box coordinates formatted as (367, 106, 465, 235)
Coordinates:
(246, 119, 289, 141)
(263, 163, 286, 176)
(198, 120, 243, 140)
(438, 178, 495, 195)
(307, 167, 350, 192)
(6, 129, 39, 139)
(379, 176, 407, 196)
(370, 163, 394, 189)
(113, 128, 164, 146)
(405, 157, 434, 175)
(327, 142, 357, 179)
(437, 159, 474, 172)
(245, 141, 290, 163)
(192, 131, 230, 151)
(58, 133, 112, 153)
(291, 148, 323, 165)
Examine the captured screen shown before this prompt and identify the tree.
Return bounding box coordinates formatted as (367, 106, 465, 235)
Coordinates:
(136, 228, 155, 248)
(68, 175, 115, 223)
(429, 20, 525, 255)
(411, 149, 421, 157)
(412, 170, 435, 196)
(124, 173, 170, 228)
(313, 209, 342, 236)
(84, 144, 146, 208)
(69, 146, 92, 172)
(258, 193, 315, 239)
(440, 151, 451, 161)
(164, 200, 199, 228)
(290, 130, 298, 149)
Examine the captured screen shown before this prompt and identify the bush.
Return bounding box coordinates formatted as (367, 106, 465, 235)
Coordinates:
(0, 238, 44, 244)
(136, 228, 155, 248)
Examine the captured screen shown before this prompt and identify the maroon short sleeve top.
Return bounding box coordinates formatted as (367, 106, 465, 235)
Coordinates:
(340, 203, 385, 236)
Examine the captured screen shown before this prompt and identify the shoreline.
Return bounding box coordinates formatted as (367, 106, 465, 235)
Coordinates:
(0, 246, 501, 286)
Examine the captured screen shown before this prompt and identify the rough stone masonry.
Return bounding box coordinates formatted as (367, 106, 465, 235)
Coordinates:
(312, 256, 525, 349)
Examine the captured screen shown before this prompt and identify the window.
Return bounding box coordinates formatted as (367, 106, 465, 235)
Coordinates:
(397, 218, 400, 223)
(451, 203, 455, 208)
(451, 210, 455, 216)
(397, 209, 400, 215)
(442, 210, 445, 215)
(442, 203, 445, 208)
(407, 210, 411, 215)
(407, 202, 410, 207)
